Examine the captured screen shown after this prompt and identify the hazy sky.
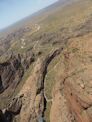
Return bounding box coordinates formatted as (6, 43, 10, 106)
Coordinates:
(0, 0, 58, 29)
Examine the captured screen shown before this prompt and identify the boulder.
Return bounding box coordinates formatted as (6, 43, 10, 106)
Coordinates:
(7, 97, 22, 115)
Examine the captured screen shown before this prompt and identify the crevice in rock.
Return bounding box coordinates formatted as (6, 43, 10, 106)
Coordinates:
(0, 48, 63, 122)
(41, 48, 63, 122)
(0, 76, 4, 93)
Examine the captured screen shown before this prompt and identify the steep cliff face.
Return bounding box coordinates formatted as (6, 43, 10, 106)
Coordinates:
(0, 55, 23, 93)
(0, 52, 34, 94)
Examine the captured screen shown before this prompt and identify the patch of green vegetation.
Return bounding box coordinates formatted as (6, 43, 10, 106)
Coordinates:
(0, 55, 9, 63)
(44, 53, 63, 99)
(71, 48, 79, 53)
(44, 102, 52, 122)
(45, 71, 56, 99)
(38, 0, 92, 34)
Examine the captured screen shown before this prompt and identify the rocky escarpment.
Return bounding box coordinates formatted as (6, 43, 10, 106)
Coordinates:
(50, 34, 92, 122)
(0, 51, 35, 94)
(0, 48, 62, 122)
(0, 55, 23, 93)
(14, 49, 62, 122)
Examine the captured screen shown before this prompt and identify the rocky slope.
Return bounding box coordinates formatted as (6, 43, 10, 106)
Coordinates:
(50, 34, 92, 122)
(0, 49, 62, 122)
(0, 51, 34, 92)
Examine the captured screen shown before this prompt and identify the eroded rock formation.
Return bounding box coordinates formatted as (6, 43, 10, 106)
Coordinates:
(50, 35, 92, 122)
(0, 51, 35, 93)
